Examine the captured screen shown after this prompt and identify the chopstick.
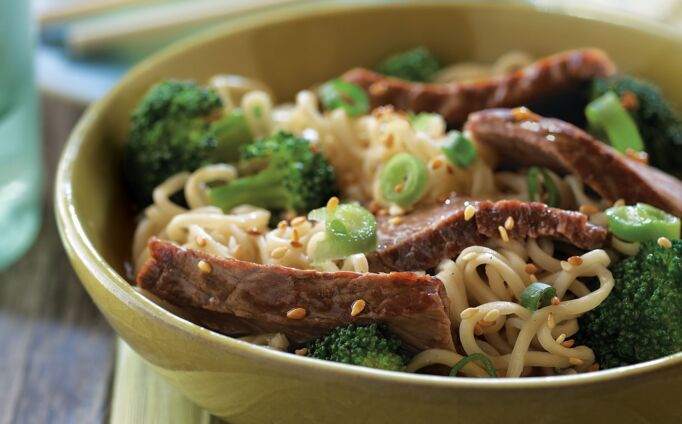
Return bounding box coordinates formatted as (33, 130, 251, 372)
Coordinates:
(64, 0, 300, 54)
(38, 0, 161, 25)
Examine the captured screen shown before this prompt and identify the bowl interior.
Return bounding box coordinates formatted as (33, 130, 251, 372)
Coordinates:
(64, 0, 682, 382)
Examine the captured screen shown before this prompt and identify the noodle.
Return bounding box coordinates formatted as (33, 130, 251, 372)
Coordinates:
(132, 69, 623, 379)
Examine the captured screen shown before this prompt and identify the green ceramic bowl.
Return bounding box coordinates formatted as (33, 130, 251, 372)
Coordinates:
(56, 1, 682, 422)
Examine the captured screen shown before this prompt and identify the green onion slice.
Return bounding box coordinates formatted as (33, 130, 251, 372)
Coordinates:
(410, 112, 442, 134)
(441, 131, 477, 169)
(319, 79, 369, 117)
(380, 153, 428, 208)
(585, 91, 644, 153)
(308, 203, 378, 264)
(520, 282, 557, 312)
(527, 167, 560, 207)
(605, 203, 681, 242)
(450, 353, 497, 378)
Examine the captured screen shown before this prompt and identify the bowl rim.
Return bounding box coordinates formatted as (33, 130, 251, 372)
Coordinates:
(56, 0, 682, 390)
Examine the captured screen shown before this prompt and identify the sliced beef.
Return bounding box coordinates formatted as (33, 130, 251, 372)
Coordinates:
(342, 48, 615, 127)
(465, 108, 682, 217)
(368, 198, 608, 273)
(137, 239, 455, 351)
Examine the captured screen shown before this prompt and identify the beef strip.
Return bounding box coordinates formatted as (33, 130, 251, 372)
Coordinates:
(465, 108, 682, 217)
(137, 239, 455, 351)
(342, 48, 615, 127)
(368, 198, 608, 273)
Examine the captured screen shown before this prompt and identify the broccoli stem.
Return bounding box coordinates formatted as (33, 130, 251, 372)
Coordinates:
(209, 170, 291, 212)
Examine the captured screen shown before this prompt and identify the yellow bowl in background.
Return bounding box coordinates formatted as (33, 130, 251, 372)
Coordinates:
(56, 1, 682, 422)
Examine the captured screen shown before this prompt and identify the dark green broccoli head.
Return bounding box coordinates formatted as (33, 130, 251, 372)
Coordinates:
(376, 46, 441, 82)
(209, 131, 338, 214)
(577, 240, 682, 369)
(306, 324, 409, 371)
(124, 80, 251, 207)
(590, 75, 682, 177)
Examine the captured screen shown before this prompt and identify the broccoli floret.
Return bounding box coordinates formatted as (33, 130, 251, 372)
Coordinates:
(590, 75, 682, 177)
(124, 80, 252, 207)
(376, 46, 441, 82)
(208, 131, 337, 214)
(306, 324, 409, 371)
(577, 240, 682, 369)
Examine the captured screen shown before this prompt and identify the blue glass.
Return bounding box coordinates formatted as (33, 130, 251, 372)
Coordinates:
(0, 0, 42, 270)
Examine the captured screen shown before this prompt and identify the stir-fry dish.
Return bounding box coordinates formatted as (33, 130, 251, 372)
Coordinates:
(125, 47, 682, 378)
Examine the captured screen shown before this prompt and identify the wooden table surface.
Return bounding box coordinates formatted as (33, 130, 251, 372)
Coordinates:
(0, 96, 115, 424)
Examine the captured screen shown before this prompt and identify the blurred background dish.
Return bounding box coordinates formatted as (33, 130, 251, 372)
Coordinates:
(34, 0, 682, 105)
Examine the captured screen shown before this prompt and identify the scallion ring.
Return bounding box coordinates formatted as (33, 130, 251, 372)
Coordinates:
(308, 203, 377, 264)
(319, 79, 369, 117)
(585, 91, 644, 153)
(527, 167, 560, 207)
(606, 202, 681, 242)
(380, 153, 428, 208)
(450, 353, 497, 378)
(520, 282, 557, 312)
(441, 131, 477, 169)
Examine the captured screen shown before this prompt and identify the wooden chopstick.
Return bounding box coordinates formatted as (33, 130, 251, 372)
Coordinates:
(38, 0, 161, 25)
(65, 0, 300, 54)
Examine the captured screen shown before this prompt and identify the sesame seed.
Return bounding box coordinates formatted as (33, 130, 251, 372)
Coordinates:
(478, 319, 495, 328)
(620, 91, 639, 109)
(567, 256, 583, 266)
(568, 357, 583, 366)
(290, 240, 303, 249)
(474, 323, 484, 336)
(460, 307, 479, 320)
(511, 106, 540, 122)
(547, 313, 556, 329)
(613, 198, 625, 207)
(560, 261, 572, 272)
(247, 228, 262, 236)
(383, 133, 395, 148)
(197, 260, 212, 274)
(350, 299, 366, 317)
(464, 205, 476, 221)
(504, 216, 515, 231)
(295, 348, 308, 356)
(579, 204, 599, 216)
(369, 81, 389, 96)
(658, 237, 672, 249)
(286, 307, 307, 320)
(561, 339, 575, 348)
(625, 148, 648, 165)
(498, 225, 510, 242)
(270, 246, 288, 259)
(327, 196, 339, 211)
(524, 263, 538, 275)
(484, 309, 500, 323)
(388, 216, 403, 226)
(291, 216, 306, 227)
(551, 296, 561, 306)
(430, 158, 443, 170)
(394, 183, 404, 193)
(556, 333, 567, 344)
(195, 236, 207, 247)
(277, 220, 288, 230)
